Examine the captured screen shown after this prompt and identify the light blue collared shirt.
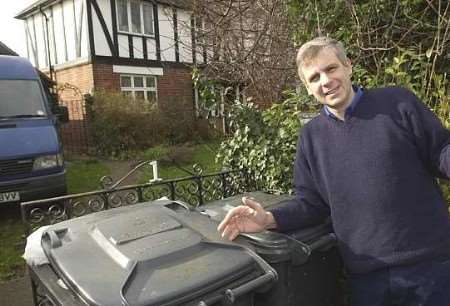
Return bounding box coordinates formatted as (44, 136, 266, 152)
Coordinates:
(324, 85, 364, 121)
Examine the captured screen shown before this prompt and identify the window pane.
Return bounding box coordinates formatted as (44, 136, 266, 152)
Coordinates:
(143, 3, 154, 35)
(130, 1, 141, 33)
(135, 91, 145, 100)
(145, 76, 155, 88)
(117, 0, 129, 32)
(134, 76, 143, 87)
(147, 91, 157, 102)
(120, 76, 131, 87)
(0, 80, 47, 116)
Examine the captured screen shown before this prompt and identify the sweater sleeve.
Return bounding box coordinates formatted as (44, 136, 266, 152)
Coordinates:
(401, 88, 450, 178)
(269, 133, 330, 232)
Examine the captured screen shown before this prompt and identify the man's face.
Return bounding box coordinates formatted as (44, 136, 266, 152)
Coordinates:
(300, 47, 353, 112)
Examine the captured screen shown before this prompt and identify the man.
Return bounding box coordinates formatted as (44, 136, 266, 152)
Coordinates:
(218, 37, 450, 306)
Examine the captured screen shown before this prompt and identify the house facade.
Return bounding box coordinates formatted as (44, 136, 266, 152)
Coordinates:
(15, 0, 205, 110)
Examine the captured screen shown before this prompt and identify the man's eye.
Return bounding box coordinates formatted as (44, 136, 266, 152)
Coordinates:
(328, 67, 337, 72)
(310, 76, 319, 82)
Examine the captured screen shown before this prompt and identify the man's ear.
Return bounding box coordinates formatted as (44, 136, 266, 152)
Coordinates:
(305, 85, 313, 95)
(346, 59, 353, 76)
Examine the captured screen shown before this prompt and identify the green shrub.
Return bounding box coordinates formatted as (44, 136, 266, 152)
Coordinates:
(159, 101, 196, 145)
(216, 91, 311, 192)
(87, 91, 198, 158)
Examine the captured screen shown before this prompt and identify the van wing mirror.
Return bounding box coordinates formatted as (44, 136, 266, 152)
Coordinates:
(55, 105, 69, 123)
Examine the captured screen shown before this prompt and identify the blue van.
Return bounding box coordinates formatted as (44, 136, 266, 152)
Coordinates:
(0, 55, 67, 204)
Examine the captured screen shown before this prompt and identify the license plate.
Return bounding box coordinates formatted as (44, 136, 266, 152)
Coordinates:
(0, 191, 20, 203)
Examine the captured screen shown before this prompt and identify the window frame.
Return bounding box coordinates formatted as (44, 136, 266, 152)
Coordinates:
(116, 0, 155, 37)
(120, 74, 158, 102)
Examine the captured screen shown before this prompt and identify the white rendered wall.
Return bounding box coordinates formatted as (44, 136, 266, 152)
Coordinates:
(25, 18, 38, 66)
(22, 0, 199, 66)
(34, 14, 47, 69)
(91, 0, 112, 56)
(132, 36, 144, 59)
(23, 0, 89, 68)
(63, 0, 77, 61)
(146, 38, 157, 60)
(44, 7, 57, 67)
(177, 10, 192, 63)
(158, 6, 175, 62)
(195, 18, 205, 64)
(118, 34, 129, 57)
(74, 0, 89, 58)
(52, 3, 67, 64)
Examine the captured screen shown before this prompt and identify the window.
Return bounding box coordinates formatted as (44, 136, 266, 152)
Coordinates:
(130, 1, 141, 33)
(117, 0, 129, 32)
(142, 3, 154, 35)
(116, 0, 154, 36)
(120, 75, 157, 102)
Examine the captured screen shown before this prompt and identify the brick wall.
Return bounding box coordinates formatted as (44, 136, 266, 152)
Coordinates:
(92, 64, 120, 92)
(91, 62, 196, 133)
(54, 63, 94, 100)
(157, 66, 194, 112)
(92, 63, 194, 113)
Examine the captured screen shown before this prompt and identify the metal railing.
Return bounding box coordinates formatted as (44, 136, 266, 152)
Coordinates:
(20, 164, 257, 235)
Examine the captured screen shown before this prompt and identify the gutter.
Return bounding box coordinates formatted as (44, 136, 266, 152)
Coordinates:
(15, 0, 59, 20)
(15, 0, 191, 20)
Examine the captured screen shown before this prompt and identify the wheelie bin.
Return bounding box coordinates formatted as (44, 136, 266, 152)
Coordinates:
(198, 191, 342, 306)
(35, 199, 277, 306)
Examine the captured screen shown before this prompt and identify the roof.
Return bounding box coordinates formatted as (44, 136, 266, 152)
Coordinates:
(0, 55, 40, 80)
(15, 0, 191, 19)
(15, 0, 53, 19)
(0, 41, 19, 56)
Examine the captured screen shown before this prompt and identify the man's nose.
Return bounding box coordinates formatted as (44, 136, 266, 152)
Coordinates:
(320, 73, 331, 87)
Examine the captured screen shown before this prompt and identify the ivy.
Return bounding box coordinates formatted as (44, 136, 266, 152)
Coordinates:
(217, 90, 315, 192)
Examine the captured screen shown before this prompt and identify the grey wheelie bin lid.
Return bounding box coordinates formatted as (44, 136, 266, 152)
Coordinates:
(41, 200, 276, 306)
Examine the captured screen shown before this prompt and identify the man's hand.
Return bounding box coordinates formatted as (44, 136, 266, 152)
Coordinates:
(217, 196, 277, 240)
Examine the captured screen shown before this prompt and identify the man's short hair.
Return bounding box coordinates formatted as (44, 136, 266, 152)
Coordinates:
(296, 37, 349, 82)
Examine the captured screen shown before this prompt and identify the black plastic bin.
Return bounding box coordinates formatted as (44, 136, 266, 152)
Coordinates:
(35, 199, 277, 306)
(198, 191, 342, 306)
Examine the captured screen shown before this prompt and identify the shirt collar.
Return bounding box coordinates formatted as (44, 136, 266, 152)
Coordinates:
(324, 85, 364, 120)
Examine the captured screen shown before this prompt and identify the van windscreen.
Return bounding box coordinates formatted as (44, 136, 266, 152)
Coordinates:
(0, 80, 48, 118)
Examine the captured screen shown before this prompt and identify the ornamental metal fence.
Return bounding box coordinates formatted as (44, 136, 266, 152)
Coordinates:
(20, 164, 257, 235)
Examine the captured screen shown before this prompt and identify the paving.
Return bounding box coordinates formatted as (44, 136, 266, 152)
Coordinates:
(0, 277, 33, 306)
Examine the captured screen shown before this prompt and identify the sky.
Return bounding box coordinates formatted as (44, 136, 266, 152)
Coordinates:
(0, 1, 37, 57)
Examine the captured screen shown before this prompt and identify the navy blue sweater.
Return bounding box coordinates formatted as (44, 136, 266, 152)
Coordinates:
(270, 87, 450, 273)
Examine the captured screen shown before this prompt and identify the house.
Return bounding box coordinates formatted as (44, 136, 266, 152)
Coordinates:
(15, 0, 205, 110)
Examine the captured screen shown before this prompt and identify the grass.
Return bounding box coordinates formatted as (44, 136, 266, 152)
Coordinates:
(0, 142, 221, 282)
(65, 158, 111, 193)
(138, 142, 222, 183)
(0, 217, 26, 281)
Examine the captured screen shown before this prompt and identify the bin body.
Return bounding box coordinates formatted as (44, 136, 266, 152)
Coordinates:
(199, 191, 343, 306)
(39, 199, 276, 306)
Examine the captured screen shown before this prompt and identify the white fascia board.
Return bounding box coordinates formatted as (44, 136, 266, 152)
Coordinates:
(112, 65, 164, 75)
